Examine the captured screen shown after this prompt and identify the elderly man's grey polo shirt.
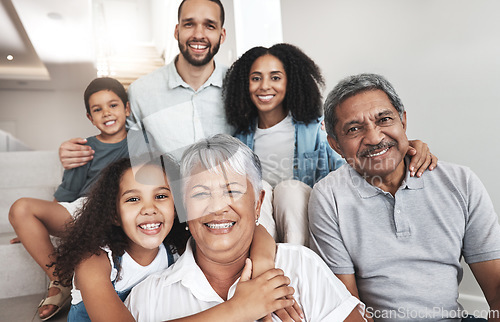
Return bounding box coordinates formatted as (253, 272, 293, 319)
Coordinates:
(126, 58, 233, 159)
(308, 159, 500, 321)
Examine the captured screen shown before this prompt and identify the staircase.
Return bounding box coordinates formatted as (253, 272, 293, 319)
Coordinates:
(0, 151, 69, 321)
(97, 44, 166, 89)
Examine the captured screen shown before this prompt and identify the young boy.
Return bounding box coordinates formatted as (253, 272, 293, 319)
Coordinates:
(8, 77, 130, 321)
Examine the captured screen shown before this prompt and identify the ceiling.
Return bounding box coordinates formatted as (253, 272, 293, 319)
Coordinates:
(0, 0, 165, 91)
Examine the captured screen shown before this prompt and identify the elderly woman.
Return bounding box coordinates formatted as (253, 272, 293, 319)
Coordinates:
(126, 134, 365, 321)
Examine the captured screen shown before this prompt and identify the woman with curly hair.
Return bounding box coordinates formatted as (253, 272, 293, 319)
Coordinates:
(223, 43, 343, 246)
(53, 156, 301, 322)
(223, 43, 436, 246)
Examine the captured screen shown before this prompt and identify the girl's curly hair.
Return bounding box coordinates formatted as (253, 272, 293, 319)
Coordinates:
(52, 157, 190, 287)
(223, 43, 325, 133)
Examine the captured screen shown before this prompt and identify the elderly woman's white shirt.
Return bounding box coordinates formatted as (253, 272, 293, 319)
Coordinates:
(125, 238, 364, 321)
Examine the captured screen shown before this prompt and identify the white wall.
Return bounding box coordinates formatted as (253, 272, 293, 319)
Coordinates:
(0, 89, 97, 150)
(218, 0, 237, 65)
(281, 0, 500, 213)
(233, 0, 283, 57)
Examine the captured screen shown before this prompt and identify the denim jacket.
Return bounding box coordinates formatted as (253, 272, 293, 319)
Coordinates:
(234, 117, 345, 188)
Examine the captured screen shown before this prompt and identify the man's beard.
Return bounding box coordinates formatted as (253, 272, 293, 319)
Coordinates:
(178, 36, 221, 67)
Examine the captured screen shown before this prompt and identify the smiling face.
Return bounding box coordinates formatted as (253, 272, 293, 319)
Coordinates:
(174, 0, 226, 67)
(328, 89, 409, 183)
(87, 90, 130, 143)
(249, 54, 288, 121)
(117, 165, 175, 256)
(184, 163, 264, 263)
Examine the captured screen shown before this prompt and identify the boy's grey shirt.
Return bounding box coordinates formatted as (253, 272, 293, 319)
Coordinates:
(54, 136, 128, 202)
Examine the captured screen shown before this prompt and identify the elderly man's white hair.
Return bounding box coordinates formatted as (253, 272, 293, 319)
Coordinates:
(180, 134, 263, 199)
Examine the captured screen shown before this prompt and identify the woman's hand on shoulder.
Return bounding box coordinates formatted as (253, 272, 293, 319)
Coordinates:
(407, 139, 438, 177)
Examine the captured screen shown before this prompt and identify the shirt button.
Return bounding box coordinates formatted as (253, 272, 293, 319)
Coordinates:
(396, 209, 401, 213)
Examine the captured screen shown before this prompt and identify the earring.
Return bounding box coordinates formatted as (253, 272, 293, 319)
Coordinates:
(185, 225, 189, 231)
(255, 219, 260, 226)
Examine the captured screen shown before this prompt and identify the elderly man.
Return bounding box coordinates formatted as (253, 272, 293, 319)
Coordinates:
(308, 73, 500, 321)
(125, 134, 365, 321)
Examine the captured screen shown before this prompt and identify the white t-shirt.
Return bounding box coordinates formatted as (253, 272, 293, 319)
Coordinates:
(125, 239, 365, 321)
(71, 243, 174, 305)
(254, 114, 295, 187)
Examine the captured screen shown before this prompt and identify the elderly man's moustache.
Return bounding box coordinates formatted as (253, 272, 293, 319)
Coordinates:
(359, 141, 397, 157)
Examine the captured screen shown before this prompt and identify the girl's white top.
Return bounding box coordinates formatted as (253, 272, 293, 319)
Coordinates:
(71, 243, 175, 305)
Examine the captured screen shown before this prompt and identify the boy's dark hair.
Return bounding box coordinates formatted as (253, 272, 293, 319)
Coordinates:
(223, 43, 325, 133)
(84, 77, 128, 114)
(177, 0, 225, 27)
(52, 156, 190, 287)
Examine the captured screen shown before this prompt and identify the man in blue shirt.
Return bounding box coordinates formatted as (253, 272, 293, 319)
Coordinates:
(59, 0, 231, 166)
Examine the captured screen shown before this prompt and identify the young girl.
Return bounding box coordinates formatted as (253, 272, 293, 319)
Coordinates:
(223, 43, 436, 246)
(53, 157, 302, 322)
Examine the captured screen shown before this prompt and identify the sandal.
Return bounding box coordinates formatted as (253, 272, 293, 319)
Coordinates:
(38, 280, 72, 321)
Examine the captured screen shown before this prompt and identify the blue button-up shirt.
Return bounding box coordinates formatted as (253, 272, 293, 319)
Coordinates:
(126, 58, 234, 160)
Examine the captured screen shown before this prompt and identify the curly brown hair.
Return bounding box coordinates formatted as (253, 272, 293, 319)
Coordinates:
(223, 43, 325, 134)
(52, 157, 190, 287)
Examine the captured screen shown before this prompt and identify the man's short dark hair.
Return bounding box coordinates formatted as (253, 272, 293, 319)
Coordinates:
(84, 77, 128, 115)
(177, 0, 225, 27)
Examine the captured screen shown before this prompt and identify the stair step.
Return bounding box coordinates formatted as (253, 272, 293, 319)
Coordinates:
(0, 150, 62, 235)
(0, 187, 57, 234)
(0, 232, 48, 299)
(0, 292, 69, 322)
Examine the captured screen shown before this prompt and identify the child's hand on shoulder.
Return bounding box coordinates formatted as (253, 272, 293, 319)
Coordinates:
(230, 259, 303, 321)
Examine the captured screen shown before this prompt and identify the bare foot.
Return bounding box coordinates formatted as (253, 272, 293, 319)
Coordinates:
(10, 236, 21, 244)
(38, 285, 62, 319)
